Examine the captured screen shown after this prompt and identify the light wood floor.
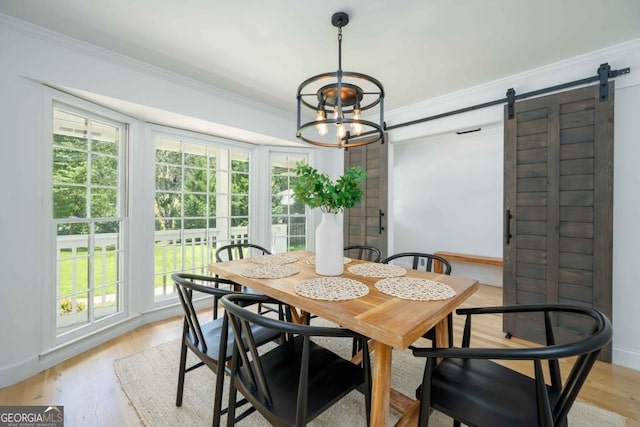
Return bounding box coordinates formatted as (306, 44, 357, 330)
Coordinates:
(1, 284, 638, 426)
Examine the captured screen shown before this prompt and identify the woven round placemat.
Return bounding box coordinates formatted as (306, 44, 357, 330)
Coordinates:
(375, 277, 456, 301)
(294, 277, 369, 301)
(240, 265, 299, 279)
(250, 254, 299, 265)
(302, 256, 352, 265)
(347, 263, 406, 278)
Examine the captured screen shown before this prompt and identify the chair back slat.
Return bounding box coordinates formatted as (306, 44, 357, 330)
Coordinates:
(227, 311, 274, 404)
(553, 311, 608, 422)
(175, 282, 209, 352)
(533, 359, 554, 425)
(243, 317, 274, 405)
(554, 350, 600, 423)
(544, 311, 562, 392)
(461, 315, 472, 347)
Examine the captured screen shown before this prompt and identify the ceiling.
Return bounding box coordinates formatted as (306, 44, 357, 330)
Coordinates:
(1, 0, 639, 124)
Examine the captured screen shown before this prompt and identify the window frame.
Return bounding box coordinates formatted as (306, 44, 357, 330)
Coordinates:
(264, 147, 318, 252)
(268, 151, 310, 252)
(150, 127, 257, 303)
(45, 93, 132, 348)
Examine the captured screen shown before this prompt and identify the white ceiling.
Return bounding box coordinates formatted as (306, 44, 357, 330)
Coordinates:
(1, 0, 639, 116)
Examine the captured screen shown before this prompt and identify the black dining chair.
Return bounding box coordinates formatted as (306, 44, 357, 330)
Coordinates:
(221, 293, 372, 426)
(215, 242, 271, 262)
(214, 242, 284, 320)
(344, 244, 382, 262)
(412, 304, 613, 427)
(381, 252, 454, 347)
(172, 273, 281, 427)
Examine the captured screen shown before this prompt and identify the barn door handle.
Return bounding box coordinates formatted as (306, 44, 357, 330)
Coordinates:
(505, 209, 513, 244)
(379, 209, 385, 234)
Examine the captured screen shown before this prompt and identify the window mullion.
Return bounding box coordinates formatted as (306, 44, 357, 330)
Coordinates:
(87, 221, 95, 323)
(180, 140, 186, 271)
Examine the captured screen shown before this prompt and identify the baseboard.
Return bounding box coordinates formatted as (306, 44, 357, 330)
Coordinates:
(0, 301, 202, 388)
(0, 354, 40, 390)
(0, 316, 142, 388)
(612, 345, 640, 371)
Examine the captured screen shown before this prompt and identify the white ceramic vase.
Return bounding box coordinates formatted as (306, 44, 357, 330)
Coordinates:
(315, 212, 344, 276)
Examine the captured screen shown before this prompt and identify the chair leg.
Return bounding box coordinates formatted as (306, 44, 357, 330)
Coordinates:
(176, 335, 188, 407)
(362, 338, 372, 427)
(226, 379, 238, 427)
(213, 314, 230, 426)
(418, 357, 435, 427)
(417, 390, 429, 427)
(212, 360, 226, 427)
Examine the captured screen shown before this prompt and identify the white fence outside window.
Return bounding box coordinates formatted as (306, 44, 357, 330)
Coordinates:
(56, 224, 298, 322)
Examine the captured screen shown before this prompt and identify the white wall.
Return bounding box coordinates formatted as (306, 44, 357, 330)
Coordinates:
(392, 125, 504, 286)
(611, 84, 640, 369)
(387, 40, 640, 370)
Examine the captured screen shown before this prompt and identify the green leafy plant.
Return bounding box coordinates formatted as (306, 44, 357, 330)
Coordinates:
(292, 162, 367, 214)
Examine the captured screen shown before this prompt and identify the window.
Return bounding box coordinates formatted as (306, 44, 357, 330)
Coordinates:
(52, 104, 127, 336)
(154, 135, 251, 300)
(270, 153, 308, 252)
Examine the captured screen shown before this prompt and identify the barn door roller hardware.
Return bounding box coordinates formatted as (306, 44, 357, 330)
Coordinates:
(383, 62, 630, 128)
(504, 62, 630, 118)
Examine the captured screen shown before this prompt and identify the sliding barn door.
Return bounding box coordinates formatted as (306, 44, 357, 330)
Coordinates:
(343, 134, 388, 259)
(503, 83, 614, 361)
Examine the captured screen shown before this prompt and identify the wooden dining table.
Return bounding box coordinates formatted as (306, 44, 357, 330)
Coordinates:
(208, 250, 478, 426)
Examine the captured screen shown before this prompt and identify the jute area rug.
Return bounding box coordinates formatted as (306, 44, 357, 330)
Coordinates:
(115, 331, 626, 426)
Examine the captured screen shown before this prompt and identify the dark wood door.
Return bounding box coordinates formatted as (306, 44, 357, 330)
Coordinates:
(343, 134, 388, 258)
(503, 83, 614, 361)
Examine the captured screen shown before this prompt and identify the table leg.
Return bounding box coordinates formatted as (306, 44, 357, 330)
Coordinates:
(395, 400, 420, 427)
(370, 340, 392, 427)
(434, 317, 449, 348)
(288, 307, 309, 325)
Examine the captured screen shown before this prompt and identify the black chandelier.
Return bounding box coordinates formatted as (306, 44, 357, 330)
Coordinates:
(296, 12, 385, 148)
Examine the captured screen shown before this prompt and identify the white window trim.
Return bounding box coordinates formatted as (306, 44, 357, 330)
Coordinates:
(148, 125, 259, 308)
(43, 87, 137, 349)
(260, 146, 318, 251)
